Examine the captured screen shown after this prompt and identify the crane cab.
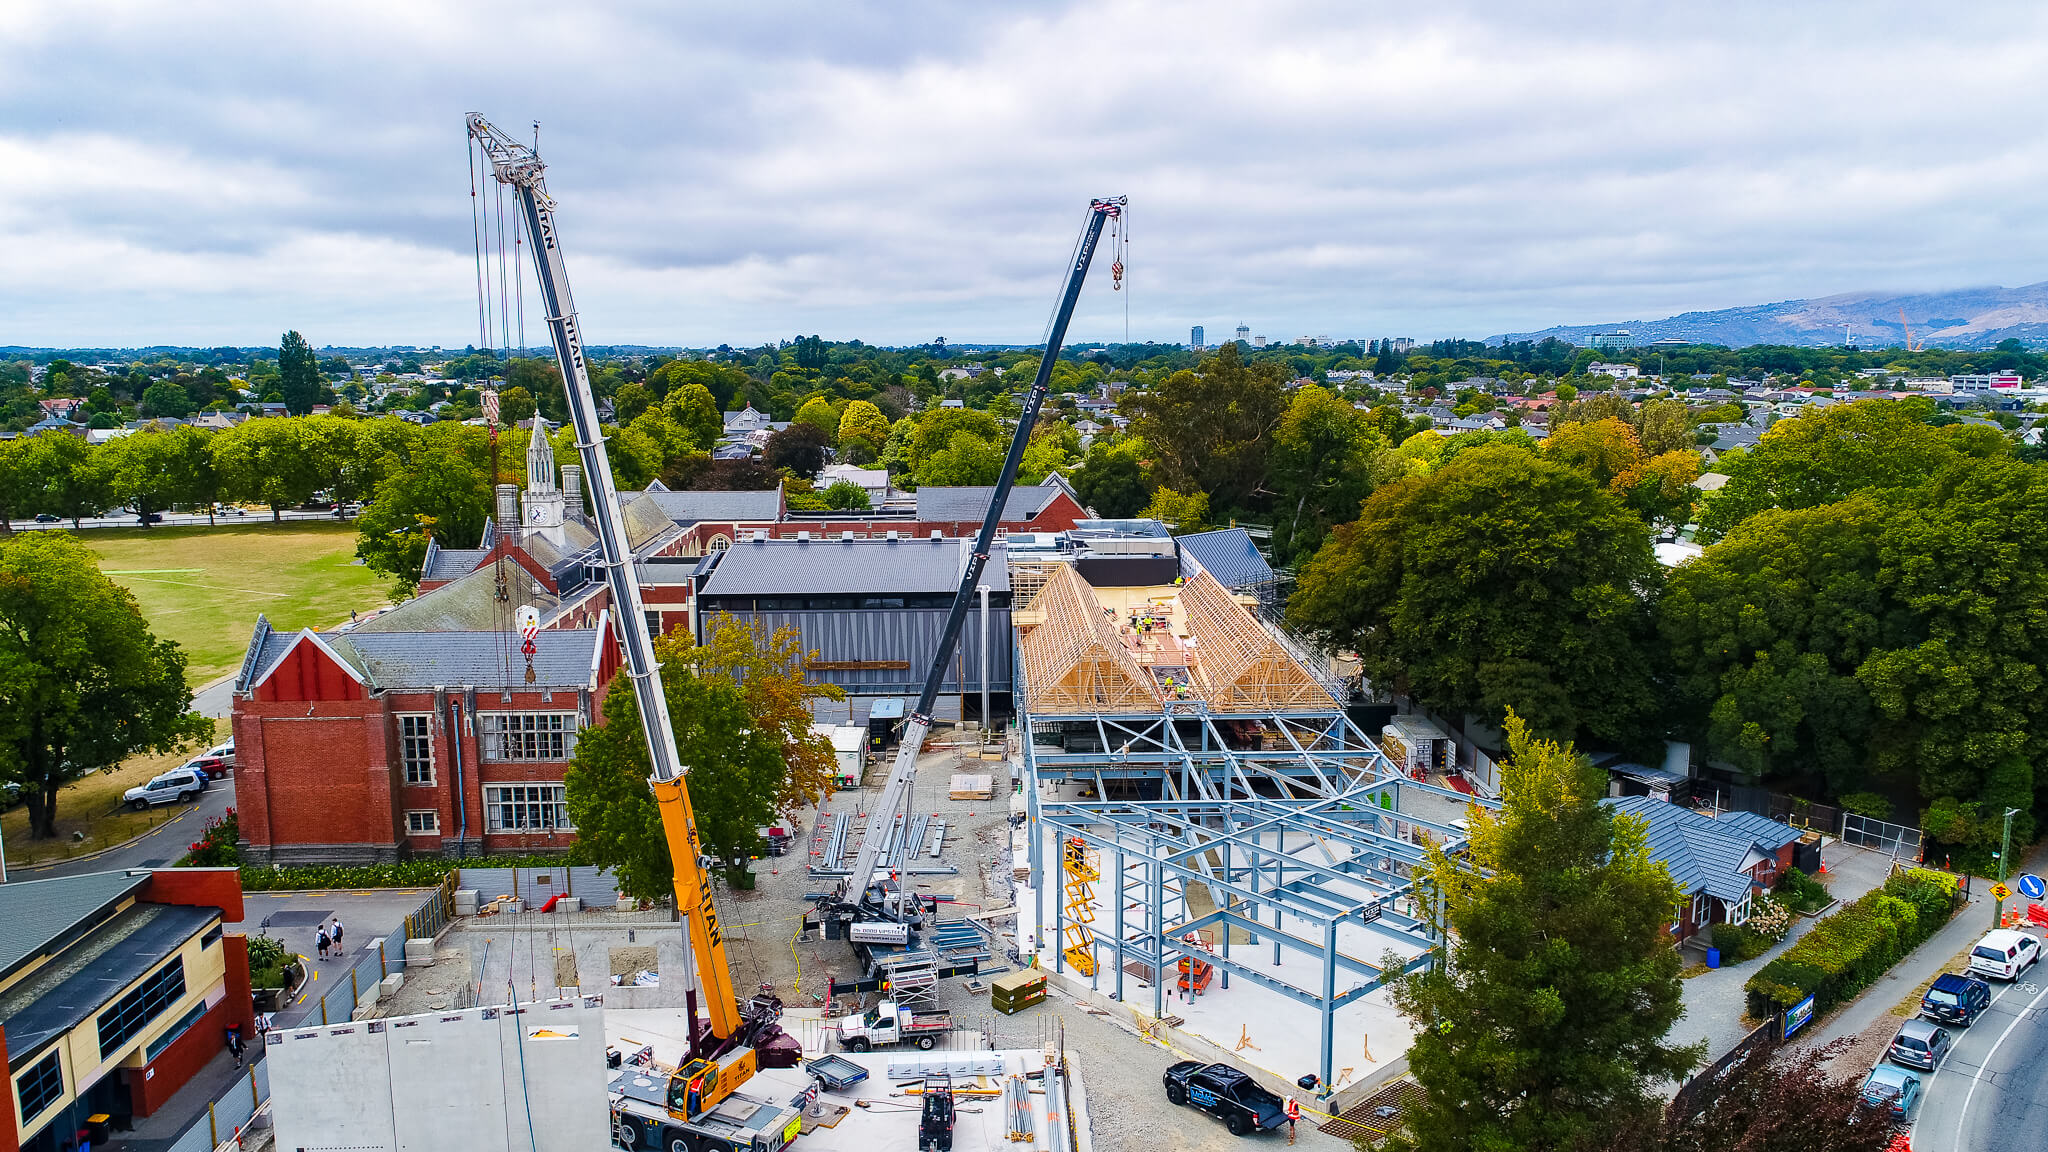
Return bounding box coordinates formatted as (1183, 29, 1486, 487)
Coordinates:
(666, 1048, 759, 1120)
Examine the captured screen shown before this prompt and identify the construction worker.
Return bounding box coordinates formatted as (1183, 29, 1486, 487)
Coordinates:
(1285, 1095, 1301, 1143)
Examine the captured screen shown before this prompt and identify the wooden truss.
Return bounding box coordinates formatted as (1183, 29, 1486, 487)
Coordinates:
(1019, 563, 1162, 713)
(1179, 570, 1337, 710)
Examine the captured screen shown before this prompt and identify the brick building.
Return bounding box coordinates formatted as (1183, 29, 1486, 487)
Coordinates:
(2, 869, 253, 1152)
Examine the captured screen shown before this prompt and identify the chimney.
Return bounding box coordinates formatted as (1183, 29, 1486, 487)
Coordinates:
(495, 484, 520, 529)
(562, 464, 583, 508)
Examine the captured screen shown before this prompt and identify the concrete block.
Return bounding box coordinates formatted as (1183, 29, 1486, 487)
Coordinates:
(351, 1003, 377, 1021)
(404, 938, 436, 967)
(616, 894, 638, 912)
(380, 972, 405, 998)
(559, 896, 581, 913)
(453, 889, 479, 916)
(359, 986, 381, 1010)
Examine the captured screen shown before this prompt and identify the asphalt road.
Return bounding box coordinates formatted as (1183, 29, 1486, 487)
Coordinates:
(1912, 958, 2048, 1152)
(6, 508, 350, 531)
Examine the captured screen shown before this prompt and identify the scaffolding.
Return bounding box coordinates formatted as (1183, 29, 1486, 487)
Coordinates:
(1179, 571, 1337, 711)
(1019, 564, 1162, 713)
(1061, 837, 1100, 976)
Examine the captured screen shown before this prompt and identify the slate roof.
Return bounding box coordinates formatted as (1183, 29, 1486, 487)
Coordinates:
(1714, 809, 1806, 853)
(420, 546, 489, 583)
(335, 629, 604, 691)
(637, 487, 784, 524)
(3, 901, 220, 1062)
(0, 870, 153, 983)
(699, 537, 1009, 597)
(1177, 528, 1276, 590)
(351, 561, 561, 633)
(913, 486, 1060, 522)
(1607, 796, 1790, 905)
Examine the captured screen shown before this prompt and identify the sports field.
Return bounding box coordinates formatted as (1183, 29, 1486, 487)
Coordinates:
(82, 522, 393, 686)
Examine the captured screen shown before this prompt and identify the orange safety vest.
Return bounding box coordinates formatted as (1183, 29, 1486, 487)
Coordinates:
(1285, 1098, 1301, 1122)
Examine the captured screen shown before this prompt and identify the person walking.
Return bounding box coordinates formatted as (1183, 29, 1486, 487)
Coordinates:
(1284, 1096, 1301, 1144)
(329, 918, 345, 955)
(225, 1024, 245, 1069)
(315, 926, 330, 960)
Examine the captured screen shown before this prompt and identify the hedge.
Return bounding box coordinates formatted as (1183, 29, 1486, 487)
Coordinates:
(1744, 868, 1957, 1019)
(237, 853, 578, 892)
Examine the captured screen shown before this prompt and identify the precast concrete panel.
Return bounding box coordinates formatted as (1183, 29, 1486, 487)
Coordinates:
(269, 1000, 607, 1152)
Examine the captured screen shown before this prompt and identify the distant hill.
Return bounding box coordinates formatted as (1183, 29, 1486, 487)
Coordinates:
(1491, 282, 2048, 350)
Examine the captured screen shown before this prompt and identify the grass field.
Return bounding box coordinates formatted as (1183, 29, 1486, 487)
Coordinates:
(81, 522, 393, 686)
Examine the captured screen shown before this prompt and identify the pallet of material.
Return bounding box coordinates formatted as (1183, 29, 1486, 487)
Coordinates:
(990, 970, 1047, 997)
(949, 773, 994, 800)
(992, 992, 1046, 1015)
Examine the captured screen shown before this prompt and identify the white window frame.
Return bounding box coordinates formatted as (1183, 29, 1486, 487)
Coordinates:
(1727, 891, 1752, 927)
(479, 712, 579, 762)
(405, 809, 439, 834)
(483, 784, 572, 832)
(398, 713, 434, 785)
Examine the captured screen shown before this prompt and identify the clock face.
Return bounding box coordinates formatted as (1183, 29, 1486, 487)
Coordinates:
(529, 505, 557, 526)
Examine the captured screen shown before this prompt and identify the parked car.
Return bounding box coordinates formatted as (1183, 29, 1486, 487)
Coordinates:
(123, 768, 208, 809)
(214, 503, 247, 517)
(1859, 1063, 1921, 1122)
(1886, 1018, 1952, 1071)
(1162, 1061, 1289, 1137)
(182, 754, 230, 780)
(1967, 928, 2042, 981)
(1921, 972, 1993, 1026)
(206, 738, 236, 768)
(136, 511, 163, 525)
(33, 513, 59, 523)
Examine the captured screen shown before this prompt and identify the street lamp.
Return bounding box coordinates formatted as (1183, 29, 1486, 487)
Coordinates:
(1995, 807, 2020, 926)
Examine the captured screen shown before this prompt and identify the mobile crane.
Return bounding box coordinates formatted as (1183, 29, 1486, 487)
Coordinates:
(466, 115, 799, 1151)
(816, 196, 1127, 949)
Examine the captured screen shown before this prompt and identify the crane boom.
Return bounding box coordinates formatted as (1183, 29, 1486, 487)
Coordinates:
(467, 113, 746, 1047)
(832, 197, 1126, 926)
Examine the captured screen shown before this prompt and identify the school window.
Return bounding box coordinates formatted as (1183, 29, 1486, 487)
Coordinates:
(97, 956, 187, 1059)
(644, 610, 662, 640)
(406, 810, 440, 834)
(479, 713, 578, 762)
(399, 714, 434, 784)
(483, 785, 571, 832)
(15, 1050, 63, 1123)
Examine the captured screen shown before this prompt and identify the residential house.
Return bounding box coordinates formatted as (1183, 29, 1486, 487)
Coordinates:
(1607, 797, 1802, 941)
(1588, 362, 1641, 380)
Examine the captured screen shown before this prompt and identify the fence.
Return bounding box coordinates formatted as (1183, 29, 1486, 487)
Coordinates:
(1840, 812, 1923, 859)
(1667, 1017, 1778, 1121)
(1691, 785, 1924, 860)
(160, 1042, 271, 1152)
(455, 864, 620, 911)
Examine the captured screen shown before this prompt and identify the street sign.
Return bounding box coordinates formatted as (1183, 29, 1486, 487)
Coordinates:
(1990, 882, 2011, 902)
(1783, 994, 1816, 1040)
(2019, 874, 2045, 901)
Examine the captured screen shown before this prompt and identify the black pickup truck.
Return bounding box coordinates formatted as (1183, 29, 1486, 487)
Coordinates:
(1162, 1061, 1289, 1136)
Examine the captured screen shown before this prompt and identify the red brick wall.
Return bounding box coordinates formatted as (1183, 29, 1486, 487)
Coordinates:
(253, 640, 366, 702)
(143, 869, 245, 924)
(236, 703, 395, 857)
(0, 1022, 18, 1152)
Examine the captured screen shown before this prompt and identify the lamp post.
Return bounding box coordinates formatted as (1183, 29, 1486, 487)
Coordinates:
(1995, 807, 2019, 927)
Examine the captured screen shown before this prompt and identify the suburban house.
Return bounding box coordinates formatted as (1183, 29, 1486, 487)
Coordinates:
(1608, 797, 1804, 942)
(1, 869, 253, 1152)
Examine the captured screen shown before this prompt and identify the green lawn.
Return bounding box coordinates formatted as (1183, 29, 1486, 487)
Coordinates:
(82, 523, 393, 686)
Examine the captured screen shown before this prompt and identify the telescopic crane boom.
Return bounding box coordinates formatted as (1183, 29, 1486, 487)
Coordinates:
(466, 114, 786, 1076)
(822, 196, 1126, 936)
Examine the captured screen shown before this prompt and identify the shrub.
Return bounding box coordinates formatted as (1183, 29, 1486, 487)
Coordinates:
(1745, 872, 1957, 1018)
(1776, 867, 1831, 914)
(236, 852, 575, 892)
(1747, 896, 1795, 942)
(178, 809, 241, 867)
(1710, 922, 1772, 964)
(1837, 791, 1893, 820)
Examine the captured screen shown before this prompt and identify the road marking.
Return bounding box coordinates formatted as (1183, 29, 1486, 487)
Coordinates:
(1945, 978, 2048, 1150)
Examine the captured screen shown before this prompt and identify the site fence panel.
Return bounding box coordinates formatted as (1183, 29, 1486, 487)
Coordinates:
(161, 1053, 271, 1152)
(456, 864, 617, 909)
(1841, 812, 1924, 858)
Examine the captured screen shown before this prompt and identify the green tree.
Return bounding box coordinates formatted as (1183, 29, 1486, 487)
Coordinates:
(665, 382, 724, 451)
(1068, 439, 1150, 518)
(1387, 711, 1697, 1152)
(1544, 417, 1643, 489)
(97, 431, 187, 526)
(793, 396, 840, 436)
(0, 533, 211, 838)
(1632, 399, 1695, 457)
(1126, 342, 1286, 514)
(822, 480, 871, 510)
(764, 423, 830, 478)
(1139, 486, 1209, 533)
(140, 380, 195, 419)
(498, 386, 536, 427)
(910, 407, 1002, 470)
(917, 430, 1003, 487)
(1269, 383, 1393, 563)
(612, 381, 654, 424)
(21, 432, 114, 527)
(278, 330, 321, 416)
(353, 429, 495, 594)
(212, 417, 325, 520)
(1289, 446, 1662, 749)
(666, 614, 844, 814)
(837, 399, 890, 459)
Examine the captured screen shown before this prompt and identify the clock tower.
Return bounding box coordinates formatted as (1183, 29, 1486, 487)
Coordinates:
(523, 418, 564, 536)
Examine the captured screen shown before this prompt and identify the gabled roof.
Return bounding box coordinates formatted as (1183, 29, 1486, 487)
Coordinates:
(914, 485, 1061, 522)
(1608, 797, 1790, 904)
(1177, 528, 1276, 591)
(352, 558, 562, 633)
(335, 628, 606, 691)
(637, 487, 784, 525)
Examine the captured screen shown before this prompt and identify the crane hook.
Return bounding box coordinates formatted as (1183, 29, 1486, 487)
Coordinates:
(1111, 260, 1124, 291)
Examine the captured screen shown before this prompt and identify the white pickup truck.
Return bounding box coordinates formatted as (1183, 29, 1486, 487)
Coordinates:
(833, 1000, 953, 1051)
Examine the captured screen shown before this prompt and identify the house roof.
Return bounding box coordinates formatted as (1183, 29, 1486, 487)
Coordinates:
(335, 629, 605, 691)
(352, 559, 562, 632)
(1607, 796, 1791, 905)
(1177, 528, 1276, 591)
(420, 546, 489, 583)
(699, 537, 1010, 597)
(3, 900, 220, 1063)
(0, 870, 153, 984)
(1714, 809, 1807, 853)
(913, 486, 1060, 522)
(637, 487, 783, 524)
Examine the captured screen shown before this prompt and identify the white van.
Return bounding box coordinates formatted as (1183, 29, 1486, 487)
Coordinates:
(1966, 928, 2042, 981)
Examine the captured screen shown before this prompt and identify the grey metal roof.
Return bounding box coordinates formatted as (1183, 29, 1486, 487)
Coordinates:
(0, 870, 152, 984)
(350, 561, 561, 633)
(1607, 797, 1780, 905)
(699, 538, 1010, 597)
(421, 547, 488, 582)
(3, 901, 220, 1062)
(1714, 809, 1805, 853)
(1177, 528, 1277, 590)
(638, 488, 783, 524)
(336, 629, 604, 691)
(913, 486, 1060, 522)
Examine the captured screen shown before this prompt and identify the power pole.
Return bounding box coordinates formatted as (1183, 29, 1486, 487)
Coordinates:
(1995, 807, 2020, 927)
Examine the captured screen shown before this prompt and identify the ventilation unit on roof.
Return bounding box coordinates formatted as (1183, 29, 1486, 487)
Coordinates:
(930, 531, 943, 541)
(751, 530, 767, 543)
(798, 531, 811, 542)
(842, 531, 854, 541)
(886, 530, 899, 541)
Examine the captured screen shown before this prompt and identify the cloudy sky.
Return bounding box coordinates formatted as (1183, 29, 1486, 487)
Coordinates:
(5, 1, 2048, 349)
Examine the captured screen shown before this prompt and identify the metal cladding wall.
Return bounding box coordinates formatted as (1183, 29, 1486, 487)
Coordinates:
(714, 605, 1014, 697)
(268, 999, 608, 1152)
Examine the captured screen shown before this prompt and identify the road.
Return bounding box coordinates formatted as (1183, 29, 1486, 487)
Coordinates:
(1910, 962, 2048, 1151)
(7, 508, 351, 531)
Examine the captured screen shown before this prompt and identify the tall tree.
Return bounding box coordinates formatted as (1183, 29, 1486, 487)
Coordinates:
(21, 432, 114, 528)
(763, 423, 830, 479)
(837, 399, 890, 461)
(916, 430, 1002, 487)
(352, 431, 495, 594)
(0, 533, 211, 837)
(1068, 438, 1150, 518)
(1289, 446, 1663, 749)
(1269, 383, 1394, 563)
(666, 613, 845, 814)
(1388, 712, 1698, 1152)
(278, 330, 321, 416)
(1126, 342, 1286, 514)
(665, 382, 724, 450)
(212, 417, 325, 520)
